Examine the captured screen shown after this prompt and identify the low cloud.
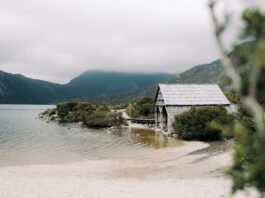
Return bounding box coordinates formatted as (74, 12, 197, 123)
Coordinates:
(0, 0, 261, 83)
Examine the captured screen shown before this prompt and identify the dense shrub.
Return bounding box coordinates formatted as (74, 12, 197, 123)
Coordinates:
(126, 103, 135, 116)
(73, 103, 96, 113)
(111, 103, 129, 110)
(105, 112, 126, 127)
(173, 106, 234, 140)
(84, 111, 109, 127)
(84, 111, 126, 128)
(223, 102, 262, 193)
(57, 101, 79, 119)
(126, 97, 154, 118)
(224, 89, 238, 104)
(52, 101, 126, 128)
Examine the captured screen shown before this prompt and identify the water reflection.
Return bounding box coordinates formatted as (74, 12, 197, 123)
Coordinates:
(0, 105, 184, 166)
(128, 128, 184, 149)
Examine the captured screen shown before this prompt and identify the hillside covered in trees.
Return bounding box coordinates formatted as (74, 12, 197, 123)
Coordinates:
(0, 71, 173, 104)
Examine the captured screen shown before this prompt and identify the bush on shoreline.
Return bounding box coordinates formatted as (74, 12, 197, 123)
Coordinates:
(126, 97, 154, 119)
(173, 106, 234, 140)
(43, 101, 127, 128)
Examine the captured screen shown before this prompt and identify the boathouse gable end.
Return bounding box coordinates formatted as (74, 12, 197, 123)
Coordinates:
(154, 84, 231, 134)
(155, 89, 165, 106)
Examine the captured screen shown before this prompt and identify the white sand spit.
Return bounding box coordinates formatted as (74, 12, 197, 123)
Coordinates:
(0, 141, 259, 198)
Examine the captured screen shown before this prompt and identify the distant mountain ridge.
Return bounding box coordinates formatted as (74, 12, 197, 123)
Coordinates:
(118, 42, 253, 101)
(0, 42, 252, 104)
(65, 71, 173, 98)
(0, 70, 173, 104)
(0, 70, 69, 104)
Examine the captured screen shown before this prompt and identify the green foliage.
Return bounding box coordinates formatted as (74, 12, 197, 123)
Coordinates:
(126, 103, 135, 116)
(57, 101, 78, 119)
(84, 111, 109, 128)
(173, 106, 234, 140)
(126, 97, 154, 118)
(111, 103, 129, 110)
(224, 104, 265, 194)
(224, 89, 238, 104)
(105, 112, 126, 127)
(217, 8, 265, 196)
(84, 111, 126, 128)
(54, 101, 126, 128)
(242, 9, 265, 41)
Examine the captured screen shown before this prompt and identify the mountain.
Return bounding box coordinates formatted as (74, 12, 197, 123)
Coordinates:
(168, 60, 230, 89)
(64, 71, 174, 98)
(168, 42, 254, 89)
(0, 70, 69, 104)
(87, 84, 159, 103)
(0, 70, 173, 104)
(0, 42, 252, 104)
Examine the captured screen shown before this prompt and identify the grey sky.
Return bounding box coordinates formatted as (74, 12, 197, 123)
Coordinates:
(0, 0, 263, 83)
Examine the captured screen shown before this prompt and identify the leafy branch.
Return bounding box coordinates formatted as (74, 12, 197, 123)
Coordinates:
(209, 0, 265, 134)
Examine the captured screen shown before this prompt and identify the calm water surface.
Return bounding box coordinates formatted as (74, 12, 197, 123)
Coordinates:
(0, 105, 183, 166)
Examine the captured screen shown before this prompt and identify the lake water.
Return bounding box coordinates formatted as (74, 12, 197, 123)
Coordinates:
(0, 105, 183, 166)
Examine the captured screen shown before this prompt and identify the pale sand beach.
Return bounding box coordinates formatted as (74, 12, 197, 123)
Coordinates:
(0, 141, 258, 198)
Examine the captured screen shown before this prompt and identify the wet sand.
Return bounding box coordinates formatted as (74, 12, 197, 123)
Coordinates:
(0, 141, 258, 198)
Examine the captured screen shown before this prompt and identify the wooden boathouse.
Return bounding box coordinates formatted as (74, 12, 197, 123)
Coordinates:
(154, 84, 232, 134)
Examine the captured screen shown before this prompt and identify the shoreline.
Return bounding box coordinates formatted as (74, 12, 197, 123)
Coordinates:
(0, 140, 258, 198)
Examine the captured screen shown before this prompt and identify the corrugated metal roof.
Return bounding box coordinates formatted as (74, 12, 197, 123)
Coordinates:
(158, 84, 230, 105)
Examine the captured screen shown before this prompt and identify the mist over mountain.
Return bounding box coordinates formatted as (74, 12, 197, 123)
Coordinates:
(0, 42, 253, 104)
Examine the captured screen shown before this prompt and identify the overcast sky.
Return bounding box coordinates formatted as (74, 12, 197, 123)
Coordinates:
(0, 0, 263, 83)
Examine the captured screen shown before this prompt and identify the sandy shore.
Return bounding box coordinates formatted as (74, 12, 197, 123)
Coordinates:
(0, 141, 258, 198)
